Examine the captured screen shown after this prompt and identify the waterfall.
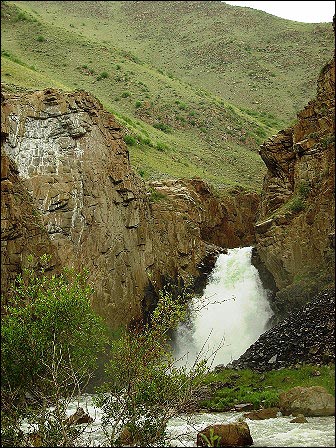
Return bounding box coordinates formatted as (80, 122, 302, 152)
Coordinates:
(172, 246, 274, 369)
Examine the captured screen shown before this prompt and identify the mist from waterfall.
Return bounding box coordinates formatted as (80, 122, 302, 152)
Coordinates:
(172, 246, 274, 369)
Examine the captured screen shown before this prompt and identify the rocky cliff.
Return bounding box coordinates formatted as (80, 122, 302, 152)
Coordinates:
(1, 87, 258, 328)
(1, 151, 60, 309)
(255, 51, 335, 317)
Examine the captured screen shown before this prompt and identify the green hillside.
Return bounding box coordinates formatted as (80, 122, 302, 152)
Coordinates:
(1, 1, 333, 192)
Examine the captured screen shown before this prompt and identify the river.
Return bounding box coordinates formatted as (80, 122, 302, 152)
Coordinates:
(62, 395, 335, 447)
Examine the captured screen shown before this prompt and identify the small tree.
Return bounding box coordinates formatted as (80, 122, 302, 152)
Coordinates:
(1, 256, 108, 446)
(96, 286, 208, 446)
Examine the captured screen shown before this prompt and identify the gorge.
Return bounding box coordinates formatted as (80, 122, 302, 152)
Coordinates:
(1, 4, 335, 447)
(1, 39, 334, 335)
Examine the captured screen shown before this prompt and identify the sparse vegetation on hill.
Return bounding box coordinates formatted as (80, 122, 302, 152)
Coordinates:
(1, 1, 333, 191)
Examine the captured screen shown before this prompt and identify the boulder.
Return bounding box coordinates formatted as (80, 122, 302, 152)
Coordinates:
(65, 407, 93, 425)
(197, 422, 253, 447)
(290, 414, 308, 423)
(244, 407, 281, 420)
(279, 386, 335, 416)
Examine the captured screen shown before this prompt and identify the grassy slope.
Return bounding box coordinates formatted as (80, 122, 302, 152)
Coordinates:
(200, 364, 335, 411)
(1, 1, 333, 192)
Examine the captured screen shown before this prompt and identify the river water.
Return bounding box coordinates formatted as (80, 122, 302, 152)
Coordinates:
(63, 395, 335, 447)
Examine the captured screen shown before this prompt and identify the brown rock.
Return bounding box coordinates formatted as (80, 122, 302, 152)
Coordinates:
(197, 422, 253, 447)
(279, 386, 335, 416)
(65, 407, 93, 425)
(244, 407, 280, 420)
(290, 414, 308, 423)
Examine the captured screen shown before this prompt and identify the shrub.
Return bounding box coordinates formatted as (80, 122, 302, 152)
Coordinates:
(156, 141, 168, 152)
(135, 100, 142, 108)
(297, 180, 311, 198)
(153, 122, 172, 133)
(97, 71, 109, 81)
(124, 134, 137, 146)
(36, 35, 45, 42)
(1, 258, 108, 445)
(121, 91, 131, 98)
(288, 196, 305, 212)
(1, 258, 107, 402)
(149, 187, 167, 202)
(96, 288, 207, 446)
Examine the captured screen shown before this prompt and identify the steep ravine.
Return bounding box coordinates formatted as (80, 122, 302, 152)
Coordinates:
(1, 87, 258, 328)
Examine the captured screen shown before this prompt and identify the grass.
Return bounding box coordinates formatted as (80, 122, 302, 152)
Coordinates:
(0, 1, 333, 192)
(200, 364, 335, 411)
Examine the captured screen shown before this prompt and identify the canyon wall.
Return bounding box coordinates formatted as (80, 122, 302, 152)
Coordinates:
(1, 87, 258, 328)
(255, 53, 335, 316)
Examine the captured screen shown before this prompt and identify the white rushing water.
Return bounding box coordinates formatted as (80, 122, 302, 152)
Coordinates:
(172, 246, 274, 369)
(58, 395, 336, 447)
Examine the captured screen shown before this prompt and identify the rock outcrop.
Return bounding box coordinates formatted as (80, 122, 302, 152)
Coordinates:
(1, 88, 153, 328)
(255, 51, 335, 316)
(1, 151, 60, 310)
(1, 87, 259, 328)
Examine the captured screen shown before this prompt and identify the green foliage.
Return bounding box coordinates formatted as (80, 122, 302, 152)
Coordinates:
(149, 187, 167, 202)
(135, 100, 142, 108)
(153, 122, 172, 133)
(97, 71, 109, 81)
(321, 133, 335, 149)
(124, 134, 137, 146)
(200, 364, 335, 412)
(121, 91, 131, 98)
(96, 289, 207, 446)
(155, 141, 168, 152)
(36, 35, 45, 42)
(288, 196, 305, 212)
(1, 257, 107, 403)
(297, 180, 311, 198)
(200, 427, 222, 447)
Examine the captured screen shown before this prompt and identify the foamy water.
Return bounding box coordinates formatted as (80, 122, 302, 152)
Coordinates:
(54, 395, 335, 447)
(172, 247, 274, 369)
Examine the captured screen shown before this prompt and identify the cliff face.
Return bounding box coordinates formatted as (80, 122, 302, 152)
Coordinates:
(1, 151, 60, 308)
(1, 87, 259, 328)
(1, 88, 154, 327)
(255, 54, 335, 316)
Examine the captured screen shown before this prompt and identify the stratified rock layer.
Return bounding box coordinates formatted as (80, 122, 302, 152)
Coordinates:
(1, 151, 60, 309)
(2, 88, 154, 327)
(1, 87, 259, 328)
(256, 53, 335, 315)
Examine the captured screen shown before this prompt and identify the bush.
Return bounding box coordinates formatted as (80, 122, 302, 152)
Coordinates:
(149, 187, 167, 202)
(153, 122, 172, 133)
(97, 71, 109, 81)
(124, 134, 137, 146)
(36, 35, 45, 42)
(289, 196, 305, 212)
(96, 288, 207, 446)
(1, 258, 108, 446)
(1, 258, 107, 405)
(156, 141, 168, 152)
(121, 91, 131, 98)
